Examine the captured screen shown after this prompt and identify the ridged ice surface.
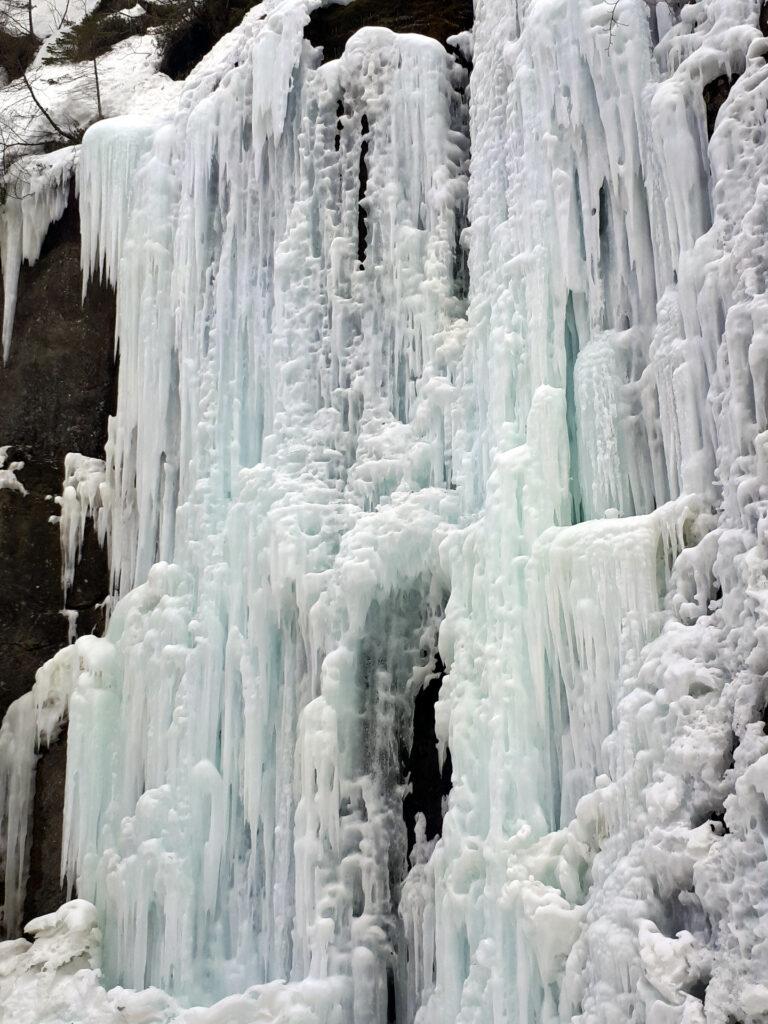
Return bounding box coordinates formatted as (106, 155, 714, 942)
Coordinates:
(2, 0, 768, 1022)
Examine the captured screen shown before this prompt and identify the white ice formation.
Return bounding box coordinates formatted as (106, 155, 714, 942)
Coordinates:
(0, 444, 27, 495)
(0, 148, 76, 361)
(56, 452, 109, 598)
(2, 0, 768, 1021)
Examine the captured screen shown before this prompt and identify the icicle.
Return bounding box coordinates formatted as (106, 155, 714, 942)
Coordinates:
(528, 495, 700, 815)
(79, 118, 159, 296)
(0, 148, 77, 361)
(56, 453, 108, 599)
(0, 694, 37, 937)
(0, 638, 111, 936)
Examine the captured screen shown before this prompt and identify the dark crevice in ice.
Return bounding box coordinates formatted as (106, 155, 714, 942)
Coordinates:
(401, 652, 452, 860)
(686, 977, 709, 1002)
(358, 114, 370, 267)
(386, 965, 397, 1023)
(691, 802, 730, 835)
(449, 52, 471, 306)
(724, 732, 737, 773)
(334, 98, 344, 152)
(24, 725, 70, 927)
(564, 291, 584, 525)
(597, 179, 612, 326)
(703, 74, 740, 139)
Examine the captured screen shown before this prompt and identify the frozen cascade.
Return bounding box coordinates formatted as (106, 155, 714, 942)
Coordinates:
(17, 0, 470, 1016)
(2, 0, 768, 1022)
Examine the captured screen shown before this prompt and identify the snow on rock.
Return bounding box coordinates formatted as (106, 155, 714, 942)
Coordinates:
(0, 445, 27, 494)
(0, 20, 182, 355)
(29, 0, 100, 43)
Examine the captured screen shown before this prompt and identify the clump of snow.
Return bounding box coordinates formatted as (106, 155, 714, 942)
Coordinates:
(0, 445, 27, 494)
(0, 899, 351, 1023)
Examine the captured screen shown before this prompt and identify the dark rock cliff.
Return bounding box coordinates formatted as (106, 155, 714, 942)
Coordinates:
(0, 194, 115, 926)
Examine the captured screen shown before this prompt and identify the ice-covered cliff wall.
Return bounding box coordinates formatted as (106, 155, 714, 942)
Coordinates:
(3, 0, 768, 1022)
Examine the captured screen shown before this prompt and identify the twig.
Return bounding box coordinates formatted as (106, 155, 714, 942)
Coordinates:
(92, 58, 102, 119)
(606, 0, 623, 50)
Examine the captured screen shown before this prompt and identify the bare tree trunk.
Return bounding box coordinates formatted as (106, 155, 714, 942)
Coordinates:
(26, 0, 33, 39)
(56, 0, 71, 31)
(92, 59, 102, 119)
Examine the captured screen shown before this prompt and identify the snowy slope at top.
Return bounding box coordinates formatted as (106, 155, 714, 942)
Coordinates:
(2, 0, 768, 1023)
(0, 3, 181, 359)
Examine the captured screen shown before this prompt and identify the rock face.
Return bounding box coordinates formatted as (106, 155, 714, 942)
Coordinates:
(161, 0, 474, 81)
(0, 194, 115, 924)
(305, 0, 473, 59)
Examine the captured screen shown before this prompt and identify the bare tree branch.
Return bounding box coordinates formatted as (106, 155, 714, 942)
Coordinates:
(92, 57, 102, 119)
(604, 0, 689, 51)
(19, 65, 79, 141)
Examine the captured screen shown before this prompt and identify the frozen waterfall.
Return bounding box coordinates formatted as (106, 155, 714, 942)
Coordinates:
(3, 0, 768, 1021)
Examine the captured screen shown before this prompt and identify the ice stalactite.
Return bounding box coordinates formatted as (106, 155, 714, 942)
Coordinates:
(55, 452, 109, 599)
(0, 148, 77, 361)
(78, 117, 160, 297)
(0, 693, 37, 937)
(529, 496, 702, 817)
